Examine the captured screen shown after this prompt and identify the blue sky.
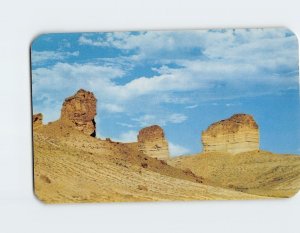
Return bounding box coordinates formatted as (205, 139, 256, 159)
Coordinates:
(31, 28, 300, 156)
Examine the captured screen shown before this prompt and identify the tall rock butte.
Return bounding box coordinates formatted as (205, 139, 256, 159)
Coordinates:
(202, 114, 259, 154)
(60, 89, 97, 137)
(137, 125, 169, 160)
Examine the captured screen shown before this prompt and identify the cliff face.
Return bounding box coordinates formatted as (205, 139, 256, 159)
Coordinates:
(137, 125, 169, 160)
(202, 114, 259, 154)
(60, 89, 97, 137)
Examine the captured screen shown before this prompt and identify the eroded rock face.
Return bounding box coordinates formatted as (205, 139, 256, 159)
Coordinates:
(60, 89, 97, 137)
(137, 125, 169, 160)
(202, 114, 259, 154)
(33, 113, 43, 128)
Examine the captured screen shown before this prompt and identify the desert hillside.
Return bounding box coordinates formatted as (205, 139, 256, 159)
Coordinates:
(33, 89, 300, 203)
(33, 121, 260, 203)
(168, 151, 300, 198)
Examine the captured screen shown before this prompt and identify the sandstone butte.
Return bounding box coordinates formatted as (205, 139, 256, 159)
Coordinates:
(137, 125, 169, 160)
(33, 89, 261, 157)
(33, 89, 170, 160)
(202, 114, 259, 154)
(60, 89, 97, 137)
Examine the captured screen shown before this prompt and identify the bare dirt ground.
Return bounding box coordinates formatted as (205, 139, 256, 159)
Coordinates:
(168, 151, 300, 198)
(33, 122, 268, 203)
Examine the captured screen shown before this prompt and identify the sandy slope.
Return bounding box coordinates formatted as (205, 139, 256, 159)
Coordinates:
(168, 151, 300, 198)
(33, 122, 261, 203)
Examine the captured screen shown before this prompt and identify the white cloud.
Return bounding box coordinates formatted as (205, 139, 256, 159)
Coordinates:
(185, 104, 198, 109)
(60, 39, 71, 48)
(78, 29, 299, 90)
(116, 72, 203, 99)
(101, 103, 124, 113)
(132, 115, 159, 127)
(133, 113, 187, 127)
(77, 29, 298, 67)
(225, 103, 241, 107)
(79, 35, 105, 46)
(31, 51, 79, 65)
(225, 103, 234, 107)
(116, 122, 135, 128)
(35, 29, 299, 103)
(169, 142, 190, 156)
(109, 59, 297, 102)
(32, 56, 297, 125)
(169, 113, 187, 123)
(33, 29, 298, 124)
(112, 130, 138, 143)
(32, 62, 125, 94)
(32, 62, 126, 123)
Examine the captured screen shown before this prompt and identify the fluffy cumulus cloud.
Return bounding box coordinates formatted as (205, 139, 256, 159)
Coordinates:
(101, 103, 124, 113)
(169, 142, 190, 156)
(78, 29, 298, 98)
(31, 62, 126, 122)
(78, 29, 298, 66)
(132, 113, 187, 127)
(31, 51, 79, 65)
(31, 28, 299, 153)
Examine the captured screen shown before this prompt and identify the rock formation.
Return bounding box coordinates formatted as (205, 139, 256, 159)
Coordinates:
(33, 113, 43, 128)
(60, 89, 97, 137)
(202, 114, 259, 154)
(137, 125, 169, 160)
(34, 89, 260, 157)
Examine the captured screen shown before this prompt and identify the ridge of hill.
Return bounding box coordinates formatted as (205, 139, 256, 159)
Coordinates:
(168, 151, 300, 198)
(33, 122, 262, 203)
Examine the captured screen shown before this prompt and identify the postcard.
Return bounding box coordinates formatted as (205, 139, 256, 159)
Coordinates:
(31, 28, 300, 203)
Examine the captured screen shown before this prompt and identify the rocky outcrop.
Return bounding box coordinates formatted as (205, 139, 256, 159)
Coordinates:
(202, 114, 259, 154)
(60, 89, 97, 137)
(33, 113, 43, 128)
(137, 125, 169, 160)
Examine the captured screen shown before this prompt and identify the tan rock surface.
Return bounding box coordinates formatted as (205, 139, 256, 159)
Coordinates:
(138, 125, 169, 160)
(60, 89, 97, 137)
(168, 151, 300, 198)
(202, 114, 259, 154)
